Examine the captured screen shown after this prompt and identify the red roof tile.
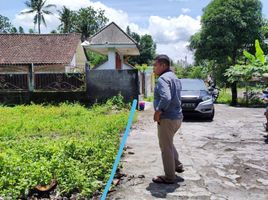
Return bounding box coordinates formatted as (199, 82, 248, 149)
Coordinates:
(0, 33, 81, 65)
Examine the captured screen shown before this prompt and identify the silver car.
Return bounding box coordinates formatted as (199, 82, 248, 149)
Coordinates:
(180, 78, 215, 120)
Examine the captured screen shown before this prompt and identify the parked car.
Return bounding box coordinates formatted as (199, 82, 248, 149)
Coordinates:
(180, 78, 215, 120)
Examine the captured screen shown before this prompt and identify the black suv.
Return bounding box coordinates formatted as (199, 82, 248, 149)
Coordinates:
(180, 78, 215, 120)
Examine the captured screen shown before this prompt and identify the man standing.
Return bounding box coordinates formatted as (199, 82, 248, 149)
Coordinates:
(152, 54, 184, 184)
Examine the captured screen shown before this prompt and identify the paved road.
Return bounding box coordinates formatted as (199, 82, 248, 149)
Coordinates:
(109, 103, 268, 200)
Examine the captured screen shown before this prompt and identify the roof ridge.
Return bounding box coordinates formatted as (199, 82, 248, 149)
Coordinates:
(87, 22, 138, 45)
(0, 33, 81, 36)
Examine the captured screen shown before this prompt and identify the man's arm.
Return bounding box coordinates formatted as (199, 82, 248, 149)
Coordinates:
(154, 78, 171, 123)
(155, 78, 171, 112)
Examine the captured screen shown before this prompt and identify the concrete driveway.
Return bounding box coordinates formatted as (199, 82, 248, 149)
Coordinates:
(109, 103, 268, 200)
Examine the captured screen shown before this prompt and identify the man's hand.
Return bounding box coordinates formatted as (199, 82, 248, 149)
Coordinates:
(154, 111, 162, 123)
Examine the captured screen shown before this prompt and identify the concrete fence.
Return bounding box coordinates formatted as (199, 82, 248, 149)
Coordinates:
(86, 68, 139, 103)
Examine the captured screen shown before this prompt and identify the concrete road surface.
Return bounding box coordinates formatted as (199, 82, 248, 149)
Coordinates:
(109, 103, 268, 200)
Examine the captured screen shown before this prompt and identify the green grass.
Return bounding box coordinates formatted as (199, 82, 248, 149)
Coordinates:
(216, 88, 232, 104)
(216, 87, 265, 106)
(0, 102, 131, 198)
(143, 95, 154, 102)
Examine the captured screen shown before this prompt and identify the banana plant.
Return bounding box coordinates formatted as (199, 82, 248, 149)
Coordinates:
(243, 39, 266, 65)
(225, 39, 268, 105)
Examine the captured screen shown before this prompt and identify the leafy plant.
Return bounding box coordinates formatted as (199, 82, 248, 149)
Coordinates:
(225, 39, 268, 105)
(0, 101, 131, 199)
(135, 64, 148, 73)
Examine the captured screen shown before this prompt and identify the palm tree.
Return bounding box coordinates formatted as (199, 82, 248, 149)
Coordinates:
(20, 0, 56, 34)
(57, 6, 75, 33)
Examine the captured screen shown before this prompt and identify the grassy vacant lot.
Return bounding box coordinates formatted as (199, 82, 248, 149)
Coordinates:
(0, 102, 130, 199)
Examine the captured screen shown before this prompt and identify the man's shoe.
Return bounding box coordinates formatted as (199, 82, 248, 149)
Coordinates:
(175, 164, 184, 173)
(152, 176, 175, 184)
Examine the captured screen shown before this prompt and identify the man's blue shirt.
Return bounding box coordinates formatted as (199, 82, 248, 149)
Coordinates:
(154, 71, 183, 120)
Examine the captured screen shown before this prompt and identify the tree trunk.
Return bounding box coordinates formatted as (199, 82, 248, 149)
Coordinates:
(245, 84, 249, 106)
(38, 14, 41, 34)
(231, 82, 237, 106)
(230, 50, 238, 106)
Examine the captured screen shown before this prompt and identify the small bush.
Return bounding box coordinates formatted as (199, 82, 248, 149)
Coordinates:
(216, 88, 232, 104)
(106, 93, 130, 110)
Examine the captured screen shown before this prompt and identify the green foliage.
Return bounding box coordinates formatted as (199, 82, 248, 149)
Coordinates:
(87, 51, 108, 68)
(189, 0, 264, 104)
(126, 27, 156, 66)
(57, 6, 76, 33)
(135, 64, 148, 73)
(29, 28, 35, 33)
(73, 7, 108, 41)
(225, 39, 268, 84)
(19, 26, 24, 33)
(106, 93, 128, 110)
(174, 61, 212, 80)
(174, 65, 189, 78)
(10, 27, 18, 33)
(216, 87, 265, 106)
(143, 96, 154, 102)
(0, 102, 130, 198)
(216, 88, 232, 104)
(20, 0, 56, 33)
(0, 14, 12, 33)
(187, 66, 207, 79)
(191, 0, 263, 65)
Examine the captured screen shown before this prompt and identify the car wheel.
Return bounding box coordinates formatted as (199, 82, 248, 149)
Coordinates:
(207, 108, 215, 121)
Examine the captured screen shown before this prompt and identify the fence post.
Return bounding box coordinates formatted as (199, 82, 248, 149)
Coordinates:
(28, 63, 34, 91)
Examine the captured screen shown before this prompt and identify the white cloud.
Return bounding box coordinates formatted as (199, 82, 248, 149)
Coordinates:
(146, 14, 200, 63)
(12, 0, 132, 33)
(12, 0, 200, 63)
(181, 8, 191, 14)
(148, 15, 200, 43)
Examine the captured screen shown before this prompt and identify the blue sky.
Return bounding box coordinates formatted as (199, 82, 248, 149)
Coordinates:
(1, 0, 268, 63)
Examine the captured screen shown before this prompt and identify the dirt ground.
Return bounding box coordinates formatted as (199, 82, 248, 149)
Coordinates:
(109, 103, 268, 200)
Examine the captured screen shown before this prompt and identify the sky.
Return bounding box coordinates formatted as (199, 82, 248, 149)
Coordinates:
(1, 0, 268, 63)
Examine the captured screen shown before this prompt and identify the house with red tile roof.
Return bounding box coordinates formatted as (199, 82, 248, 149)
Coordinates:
(0, 33, 86, 73)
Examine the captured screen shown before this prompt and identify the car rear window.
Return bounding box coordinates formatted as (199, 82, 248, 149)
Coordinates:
(180, 79, 207, 91)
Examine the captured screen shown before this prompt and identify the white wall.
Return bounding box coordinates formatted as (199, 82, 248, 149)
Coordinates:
(96, 62, 133, 70)
(70, 54, 76, 67)
(108, 48, 116, 68)
(122, 63, 133, 69)
(94, 48, 134, 70)
(96, 61, 112, 70)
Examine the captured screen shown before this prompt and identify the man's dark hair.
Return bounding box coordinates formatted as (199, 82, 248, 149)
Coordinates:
(154, 54, 170, 67)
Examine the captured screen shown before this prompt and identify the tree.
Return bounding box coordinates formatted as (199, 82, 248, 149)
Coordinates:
(19, 26, 25, 33)
(20, 0, 56, 34)
(29, 28, 35, 33)
(10, 27, 18, 33)
(50, 30, 57, 33)
(261, 18, 268, 54)
(57, 6, 75, 33)
(0, 14, 12, 33)
(189, 0, 263, 105)
(138, 35, 156, 65)
(73, 7, 108, 41)
(126, 27, 156, 66)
